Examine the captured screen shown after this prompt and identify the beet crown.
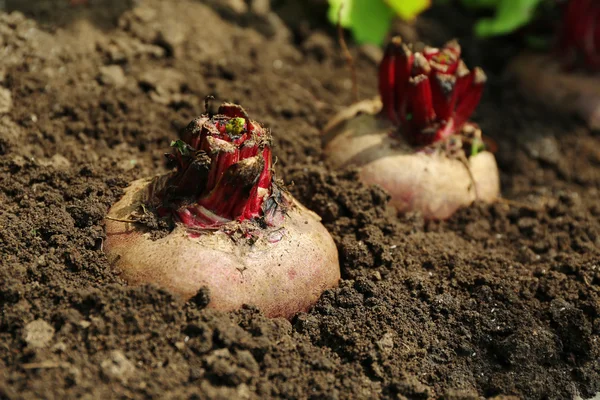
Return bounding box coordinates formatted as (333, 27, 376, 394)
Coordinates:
(156, 103, 282, 229)
(559, 0, 600, 70)
(378, 37, 486, 146)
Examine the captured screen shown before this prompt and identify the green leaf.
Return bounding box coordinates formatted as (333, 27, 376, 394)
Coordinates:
(225, 117, 246, 137)
(170, 139, 192, 156)
(460, 0, 500, 9)
(328, 0, 395, 45)
(327, 0, 353, 27)
(351, 0, 396, 45)
(470, 138, 485, 156)
(473, 0, 544, 37)
(385, 0, 431, 20)
(328, 0, 432, 45)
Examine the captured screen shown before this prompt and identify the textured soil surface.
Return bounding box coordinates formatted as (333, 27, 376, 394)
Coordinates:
(1, 1, 599, 399)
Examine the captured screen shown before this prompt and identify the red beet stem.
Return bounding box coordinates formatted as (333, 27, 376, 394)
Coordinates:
(198, 156, 265, 219)
(430, 73, 457, 122)
(408, 75, 436, 130)
(241, 146, 272, 220)
(454, 68, 486, 128)
(393, 43, 414, 125)
(156, 103, 275, 229)
(379, 39, 399, 124)
(377, 37, 486, 146)
(204, 137, 239, 192)
(559, 0, 600, 70)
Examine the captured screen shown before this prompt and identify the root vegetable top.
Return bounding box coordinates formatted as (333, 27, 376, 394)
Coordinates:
(323, 37, 500, 220)
(379, 37, 486, 146)
(104, 102, 340, 319)
(156, 102, 280, 229)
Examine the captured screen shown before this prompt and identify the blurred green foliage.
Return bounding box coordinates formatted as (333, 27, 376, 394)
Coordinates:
(328, 0, 430, 46)
(328, 0, 550, 46)
(460, 0, 546, 37)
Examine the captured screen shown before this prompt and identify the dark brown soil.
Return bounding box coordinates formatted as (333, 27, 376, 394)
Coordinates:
(1, 1, 599, 399)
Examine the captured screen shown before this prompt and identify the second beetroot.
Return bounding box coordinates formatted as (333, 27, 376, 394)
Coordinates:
(323, 37, 500, 220)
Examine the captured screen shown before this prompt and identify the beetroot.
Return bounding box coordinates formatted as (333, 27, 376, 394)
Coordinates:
(323, 37, 500, 220)
(510, 0, 600, 129)
(105, 103, 340, 319)
(559, 0, 600, 70)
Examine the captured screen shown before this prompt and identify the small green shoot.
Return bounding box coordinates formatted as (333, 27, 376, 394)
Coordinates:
(328, 0, 431, 46)
(170, 140, 192, 156)
(460, 0, 545, 37)
(225, 117, 246, 137)
(470, 137, 485, 156)
(387, 0, 431, 20)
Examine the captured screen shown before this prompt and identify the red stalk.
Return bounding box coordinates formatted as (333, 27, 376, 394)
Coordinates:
(204, 137, 239, 192)
(155, 103, 277, 229)
(430, 73, 457, 122)
(182, 117, 209, 148)
(379, 39, 399, 123)
(241, 147, 272, 220)
(377, 37, 486, 146)
(408, 75, 436, 132)
(454, 68, 486, 128)
(453, 61, 471, 102)
(198, 156, 265, 220)
(559, 0, 600, 70)
(394, 43, 414, 125)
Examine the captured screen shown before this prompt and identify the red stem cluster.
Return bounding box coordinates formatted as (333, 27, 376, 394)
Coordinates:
(160, 103, 274, 229)
(379, 37, 486, 146)
(559, 0, 600, 70)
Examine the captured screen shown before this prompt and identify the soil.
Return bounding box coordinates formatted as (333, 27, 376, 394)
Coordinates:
(0, 1, 599, 399)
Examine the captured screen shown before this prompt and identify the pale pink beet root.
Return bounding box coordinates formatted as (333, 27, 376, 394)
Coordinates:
(323, 37, 500, 220)
(509, 0, 600, 129)
(323, 98, 499, 220)
(105, 103, 340, 319)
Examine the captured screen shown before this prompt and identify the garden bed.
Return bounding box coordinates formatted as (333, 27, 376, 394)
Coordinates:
(0, 1, 598, 399)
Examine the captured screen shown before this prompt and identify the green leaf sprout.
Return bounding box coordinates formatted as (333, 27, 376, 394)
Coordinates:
(225, 117, 246, 137)
(461, 0, 545, 37)
(170, 139, 192, 156)
(328, 0, 431, 46)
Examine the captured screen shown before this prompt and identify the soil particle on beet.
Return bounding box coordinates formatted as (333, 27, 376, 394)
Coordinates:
(0, 1, 599, 399)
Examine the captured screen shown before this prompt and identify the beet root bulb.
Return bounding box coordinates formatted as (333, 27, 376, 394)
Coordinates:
(105, 103, 340, 319)
(323, 37, 500, 220)
(324, 98, 500, 220)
